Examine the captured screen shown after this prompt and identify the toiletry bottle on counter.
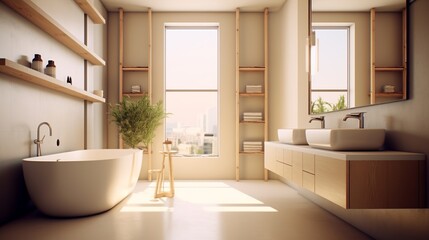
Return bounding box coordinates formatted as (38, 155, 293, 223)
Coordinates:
(46, 60, 56, 78)
(31, 54, 43, 72)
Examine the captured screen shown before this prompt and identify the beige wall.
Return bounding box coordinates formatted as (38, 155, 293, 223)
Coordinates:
(0, 0, 107, 225)
(269, 0, 308, 139)
(107, 11, 268, 179)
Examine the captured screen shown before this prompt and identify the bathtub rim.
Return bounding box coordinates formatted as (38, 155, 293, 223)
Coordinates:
(23, 148, 143, 162)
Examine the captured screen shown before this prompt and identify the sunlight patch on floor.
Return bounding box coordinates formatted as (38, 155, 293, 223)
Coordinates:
(120, 181, 278, 213)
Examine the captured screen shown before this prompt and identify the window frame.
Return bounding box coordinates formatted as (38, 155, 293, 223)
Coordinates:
(310, 25, 351, 110)
(164, 23, 221, 158)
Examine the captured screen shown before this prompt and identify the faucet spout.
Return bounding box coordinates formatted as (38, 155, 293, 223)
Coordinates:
(343, 112, 365, 129)
(309, 116, 325, 129)
(34, 122, 53, 157)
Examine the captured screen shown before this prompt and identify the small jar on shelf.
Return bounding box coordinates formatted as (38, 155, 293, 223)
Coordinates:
(45, 60, 56, 78)
(31, 54, 43, 72)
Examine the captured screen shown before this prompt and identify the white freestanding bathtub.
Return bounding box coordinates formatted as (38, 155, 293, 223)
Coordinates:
(22, 149, 142, 217)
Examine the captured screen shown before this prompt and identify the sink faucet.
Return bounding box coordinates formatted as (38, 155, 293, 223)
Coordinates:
(34, 122, 52, 156)
(343, 112, 365, 129)
(309, 116, 325, 128)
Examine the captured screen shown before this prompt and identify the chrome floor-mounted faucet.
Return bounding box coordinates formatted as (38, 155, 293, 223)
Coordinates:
(34, 122, 52, 156)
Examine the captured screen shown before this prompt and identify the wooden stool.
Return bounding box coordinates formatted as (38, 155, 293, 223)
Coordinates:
(149, 140, 177, 198)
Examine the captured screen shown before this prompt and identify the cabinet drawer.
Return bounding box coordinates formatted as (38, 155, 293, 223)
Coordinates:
(284, 164, 292, 181)
(292, 151, 303, 187)
(303, 153, 315, 174)
(303, 172, 315, 192)
(283, 149, 292, 165)
(315, 155, 348, 208)
(349, 160, 423, 208)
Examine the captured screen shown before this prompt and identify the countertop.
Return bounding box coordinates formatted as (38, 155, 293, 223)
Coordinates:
(265, 142, 426, 161)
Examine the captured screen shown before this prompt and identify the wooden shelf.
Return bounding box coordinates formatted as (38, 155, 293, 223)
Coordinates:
(239, 92, 264, 97)
(1, 0, 105, 66)
(123, 67, 149, 72)
(0, 58, 105, 103)
(118, 8, 153, 181)
(375, 92, 404, 98)
(375, 67, 405, 71)
(74, 0, 105, 24)
(235, 8, 269, 181)
(370, 8, 407, 104)
(240, 151, 264, 155)
(240, 120, 265, 124)
(239, 67, 266, 72)
(123, 92, 146, 97)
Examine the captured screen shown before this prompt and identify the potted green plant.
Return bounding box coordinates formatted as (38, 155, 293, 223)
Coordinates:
(110, 96, 167, 149)
(311, 97, 330, 114)
(331, 95, 347, 111)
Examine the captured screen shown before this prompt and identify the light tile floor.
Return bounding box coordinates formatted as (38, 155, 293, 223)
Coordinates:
(0, 180, 372, 240)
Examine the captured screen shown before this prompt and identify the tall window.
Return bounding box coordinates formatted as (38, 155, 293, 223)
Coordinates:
(310, 26, 349, 113)
(165, 25, 219, 157)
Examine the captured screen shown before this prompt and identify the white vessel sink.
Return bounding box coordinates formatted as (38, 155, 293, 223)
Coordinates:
(278, 129, 308, 145)
(305, 129, 385, 151)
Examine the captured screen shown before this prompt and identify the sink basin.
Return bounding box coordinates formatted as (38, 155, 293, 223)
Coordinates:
(305, 129, 385, 151)
(278, 129, 308, 145)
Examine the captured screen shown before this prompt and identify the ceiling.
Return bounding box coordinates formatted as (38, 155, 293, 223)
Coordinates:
(100, 0, 286, 12)
(312, 0, 405, 12)
(99, 0, 406, 12)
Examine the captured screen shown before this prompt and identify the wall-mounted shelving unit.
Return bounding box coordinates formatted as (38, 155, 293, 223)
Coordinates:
(0, 58, 105, 103)
(118, 8, 153, 180)
(1, 0, 105, 66)
(370, 8, 407, 104)
(74, 0, 106, 24)
(235, 8, 269, 181)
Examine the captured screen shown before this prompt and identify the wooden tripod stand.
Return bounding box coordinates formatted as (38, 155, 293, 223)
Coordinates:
(149, 140, 177, 198)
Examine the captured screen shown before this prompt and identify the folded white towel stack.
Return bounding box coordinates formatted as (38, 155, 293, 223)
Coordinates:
(243, 141, 263, 152)
(246, 85, 262, 93)
(243, 112, 263, 122)
(131, 85, 141, 93)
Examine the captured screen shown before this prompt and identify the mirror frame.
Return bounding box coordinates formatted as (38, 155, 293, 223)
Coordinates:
(307, 0, 411, 115)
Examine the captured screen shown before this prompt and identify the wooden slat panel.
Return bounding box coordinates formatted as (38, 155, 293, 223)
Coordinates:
(370, 8, 376, 104)
(235, 8, 240, 181)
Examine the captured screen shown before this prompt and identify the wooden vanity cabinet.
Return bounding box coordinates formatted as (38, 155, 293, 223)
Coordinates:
(265, 142, 426, 209)
(315, 156, 425, 209)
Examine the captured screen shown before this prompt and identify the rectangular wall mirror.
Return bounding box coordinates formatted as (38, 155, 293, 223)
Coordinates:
(308, 0, 409, 114)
